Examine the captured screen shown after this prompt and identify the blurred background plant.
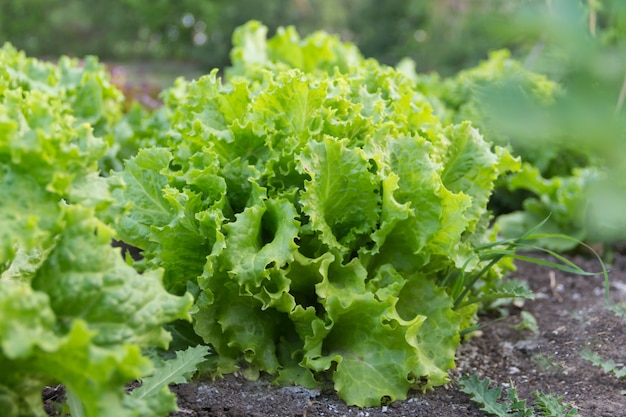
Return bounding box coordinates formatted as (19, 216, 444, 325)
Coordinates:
(455, 0, 626, 250)
(0, 0, 546, 75)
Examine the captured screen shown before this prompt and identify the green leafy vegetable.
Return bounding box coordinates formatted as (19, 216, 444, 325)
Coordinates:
(0, 44, 192, 417)
(495, 165, 604, 251)
(113, 21, 521, 406)
(431, 50, 602, 251)
(405, 4, 626, 248)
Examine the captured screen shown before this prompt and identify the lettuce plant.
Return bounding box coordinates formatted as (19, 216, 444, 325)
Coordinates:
(438, 50, 607, 250)
(420, 42, 624, 251)
(398, 49, 607, 250)
(0, 44, 192, 417)
(112, 22, 521, 406)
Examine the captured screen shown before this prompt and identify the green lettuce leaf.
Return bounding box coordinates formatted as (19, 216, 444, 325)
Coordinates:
(298, 136, 380, 255)
(228, 20, 363, 79)
(32, 205, 193, 348)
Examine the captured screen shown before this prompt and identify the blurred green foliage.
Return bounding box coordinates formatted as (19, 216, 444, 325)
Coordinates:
(1, 0, 226, 63)
(447, 0, 626, 247)
(0, 0, 544, 74)
(3, 1, 623, 77)
(0, 0, 319, 67)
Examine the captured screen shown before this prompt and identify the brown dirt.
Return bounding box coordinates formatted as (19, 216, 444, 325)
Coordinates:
(43, 253, 626, 416)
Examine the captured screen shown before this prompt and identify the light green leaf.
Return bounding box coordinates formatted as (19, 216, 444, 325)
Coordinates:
(440, 123, 518, 232)
(0, 280, 60, 359)
(193, 279, 286, 374)
(0, 303, 153, 417)
(219, 197, 299, 293)
(497, 164, 601, 250)
(250, 70, 325, 144)
(0, 169, 62, 265)
(0, 89, 106, 196)
(32, 205, 193, 349)
(73, 72, 104, 125)
(306, 258, 427, 406)
(151, 186, 218, 294)
(367, 135, 469, 272)
(298, 137, 380, 254)
(230, 20, 270, 71)
(395, 272, 462, 385)
(1, 206, 193, 417)
(112, 148, 173, 249)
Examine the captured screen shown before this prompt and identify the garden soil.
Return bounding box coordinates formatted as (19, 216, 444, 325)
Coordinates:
(45, 252, 626, 417)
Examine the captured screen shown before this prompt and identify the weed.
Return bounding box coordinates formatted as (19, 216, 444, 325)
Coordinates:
(578, 296, 626, 380)
(513, 311, 540, 335)
(531, 352, 563, 375)
(607, 302, 626, 319)
(579, 349, 626, 379)
(460, 374, 579, 417)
